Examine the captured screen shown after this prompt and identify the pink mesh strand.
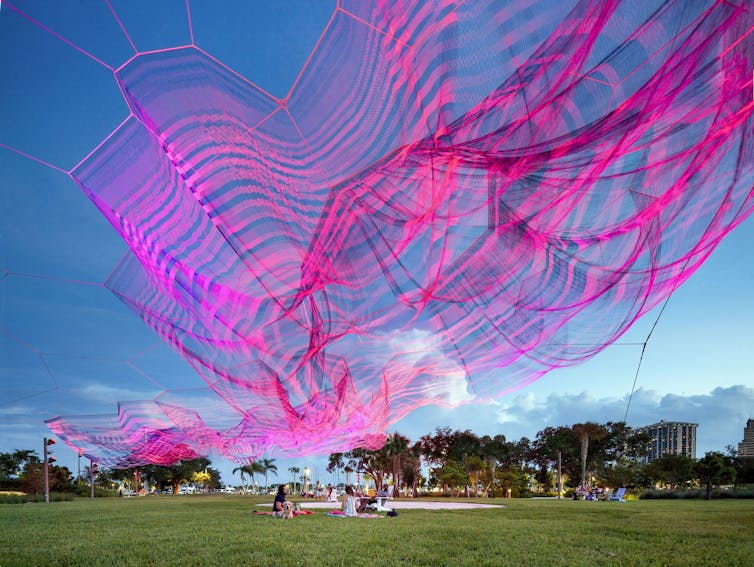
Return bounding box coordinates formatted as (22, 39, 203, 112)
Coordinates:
(45, 0, 754, 468)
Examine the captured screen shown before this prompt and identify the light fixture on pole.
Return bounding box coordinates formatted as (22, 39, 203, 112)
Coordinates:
(43, 437, 56, 504)
(77, 448, 83, 485)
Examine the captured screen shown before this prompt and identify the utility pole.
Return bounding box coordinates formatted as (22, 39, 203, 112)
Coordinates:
(90, 458, 97, 499)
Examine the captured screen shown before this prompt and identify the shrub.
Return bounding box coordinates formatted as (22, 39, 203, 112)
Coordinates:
(0, 492, 74, 504)
(72, 485, 118, 498)
(0, 479, 22, 492)
(639, 487, 754, 499)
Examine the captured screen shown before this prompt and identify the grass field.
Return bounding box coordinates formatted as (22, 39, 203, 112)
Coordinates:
(1, 495, 753, 566)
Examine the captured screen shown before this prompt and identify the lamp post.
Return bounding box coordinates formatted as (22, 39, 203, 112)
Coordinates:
(304, 467, 309, 496)
(557, 450, 562, 500)
(43, 437, 55, 504)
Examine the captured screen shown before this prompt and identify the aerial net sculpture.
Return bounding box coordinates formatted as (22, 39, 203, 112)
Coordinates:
(32, 0, 754, 467)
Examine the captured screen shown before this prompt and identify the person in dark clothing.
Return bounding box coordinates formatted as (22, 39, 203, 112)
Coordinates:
(272, 484, 292, 519)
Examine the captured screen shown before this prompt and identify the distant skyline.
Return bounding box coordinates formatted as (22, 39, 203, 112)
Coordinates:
(1, 1, 753, 486)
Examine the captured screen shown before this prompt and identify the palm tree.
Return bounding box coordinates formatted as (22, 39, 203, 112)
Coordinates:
(232, 464, 259, 494)
(259, 458, 277, 492)
(406, 442, 423, 497)
(384, 433, 410, 496)
(572, 422, 608, 489)
(232, 466, 247, 494)
(289, 466, 300, 493)
(250, 462, 265, 493)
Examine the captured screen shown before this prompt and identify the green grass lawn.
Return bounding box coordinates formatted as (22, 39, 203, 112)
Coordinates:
(1, 496, 752, 566)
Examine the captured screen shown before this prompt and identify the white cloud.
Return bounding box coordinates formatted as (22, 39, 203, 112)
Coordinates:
(75, 382, 158, 404)
(384, 328, 476, 405)
(0, 404, 34, 416)
(427, 370, 475, 405)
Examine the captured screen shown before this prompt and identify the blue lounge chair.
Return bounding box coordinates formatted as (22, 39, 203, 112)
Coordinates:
(609, 487, 626, 502)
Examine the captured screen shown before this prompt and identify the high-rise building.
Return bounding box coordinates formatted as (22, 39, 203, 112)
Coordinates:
(635, 420, 698, 464)
(737, 419, 754, 457)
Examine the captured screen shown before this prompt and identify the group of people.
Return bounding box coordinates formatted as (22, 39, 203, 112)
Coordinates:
(271, 483, 391, 518)
(574, 483, 606, 501)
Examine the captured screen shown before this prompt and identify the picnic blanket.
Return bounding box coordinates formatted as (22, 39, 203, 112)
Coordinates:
(252, 510, 315, 516)
(326, 509, 382, 519)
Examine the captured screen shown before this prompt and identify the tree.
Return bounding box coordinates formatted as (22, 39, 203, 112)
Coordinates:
(421, 428, 482, 495)
(20, 462, 72, 494)
(530, 427, 579, 490)
(259, 458, 278, 492)
(464, 455, 486, 496)
(695, 452, 736, 500)
(605, 422, 650, 462)
(510, 437, 532, 469)
(21, 462, 44, 494)
(166, 458, 213, 493)
(601, 459, 644, 490)
(384, 433, 410, 496)
(0, 449, 40, 480)
(644, 455, 695, 489)
(249, 462, 265, 491)
(205, 466, 222, 490)
(420, 427, 458, 470)
(109, 467, 135, 489)
(327, 453, 344, 486)
(139, 459, 220, 493)
(732, 456, 754, 486)
(232, 465, 249, 493)
(448, 430, 482, 465)
(724, 446, 754, 487)
(435, 460, 467, 496)
(89, 465, 116, 489)
(191, 470, 212, 491)
(342, 448, 388, 491)
(343, 465, 353, 487)
(480, 434, 511, 495)
(571, 422, 608, 488)
(403, 442, 423, 497)
(289, 466, 300, 493)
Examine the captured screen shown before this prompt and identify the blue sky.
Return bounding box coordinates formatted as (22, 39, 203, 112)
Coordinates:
(1, 0, 752, 487)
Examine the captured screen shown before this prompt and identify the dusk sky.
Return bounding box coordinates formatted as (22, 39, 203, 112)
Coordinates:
(1, 1, 752, 486)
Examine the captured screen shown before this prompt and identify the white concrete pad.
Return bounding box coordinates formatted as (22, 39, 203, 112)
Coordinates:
(291, 500, 504, 510)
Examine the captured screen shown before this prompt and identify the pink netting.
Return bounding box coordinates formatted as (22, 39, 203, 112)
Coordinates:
(45, 0, 754, 467)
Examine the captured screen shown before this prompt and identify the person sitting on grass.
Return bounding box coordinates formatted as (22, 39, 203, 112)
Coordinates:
(272, 484, 293, 519)
(342, 485, 359, 517)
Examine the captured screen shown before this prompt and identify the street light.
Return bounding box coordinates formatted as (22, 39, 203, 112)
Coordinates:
(77, 448, 83, 485)
(43, 437, 55, 504)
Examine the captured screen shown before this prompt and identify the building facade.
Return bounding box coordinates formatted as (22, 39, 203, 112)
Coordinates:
(738, 419, 754, 457)
(635, 420, 698, 464)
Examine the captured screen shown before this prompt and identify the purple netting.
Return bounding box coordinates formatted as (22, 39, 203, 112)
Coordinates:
(44, 0, 754, 467)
